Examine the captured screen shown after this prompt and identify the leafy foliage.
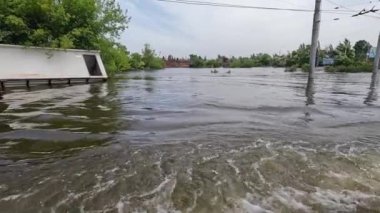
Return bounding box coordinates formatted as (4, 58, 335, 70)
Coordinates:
(334, 39, 356, 66)
(354, 40, 372, 61)
(0, 0, 131, 74)
(126, 44, 165, 71)
(325, 64, 372, 73)
(188, 38, 374, 73)
(141, 44, 165, 70)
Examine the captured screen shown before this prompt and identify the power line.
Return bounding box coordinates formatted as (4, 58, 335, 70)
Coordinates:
(156, 0, 357, 14)
(341, 0, 380, 8)
(326, 0, 380, 18)
(326, 0, 355, 11)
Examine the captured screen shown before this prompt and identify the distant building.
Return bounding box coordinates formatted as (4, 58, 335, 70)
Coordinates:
(367, 47, 377, 59)
(322, 57, 335, 66)
(164, 55, 190, 68)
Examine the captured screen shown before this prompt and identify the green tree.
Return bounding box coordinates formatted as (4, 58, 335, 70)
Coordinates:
(130, 53, 145, 70)
(141, 44, 164, 70)
(336, 39, 355, 58)
(255, 53, 272, 66)
(354, 40, 372, 61)
(0, 0, 130, 74)
(335, 39, 355, 66)
(98, 40, 130, 73)
(189, 54, 206, 68)
(142, 44, 155, 68)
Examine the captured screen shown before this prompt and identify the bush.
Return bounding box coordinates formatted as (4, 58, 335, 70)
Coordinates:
(325, 64, 373, 73)
(144, 76, 156, 81)
(130, 76, 143, 80)
(301, 64, 311, 72)
(285, 65, 298, 72)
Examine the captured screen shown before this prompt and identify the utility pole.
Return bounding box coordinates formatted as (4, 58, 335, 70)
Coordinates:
(372, 32, 380, 88)
(309, 0, 322, 80)
(306, 0, 321, 105)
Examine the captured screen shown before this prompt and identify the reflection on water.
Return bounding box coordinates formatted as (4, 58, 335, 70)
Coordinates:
(0, 68, 380, 212)
(305, 77, 315, 106)
(364, 71, 379, 106)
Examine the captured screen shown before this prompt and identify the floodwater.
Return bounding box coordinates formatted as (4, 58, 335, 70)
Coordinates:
(0, 68, 380, 212)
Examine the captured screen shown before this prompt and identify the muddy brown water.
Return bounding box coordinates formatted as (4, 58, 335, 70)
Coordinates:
(0, 68, 380, 212)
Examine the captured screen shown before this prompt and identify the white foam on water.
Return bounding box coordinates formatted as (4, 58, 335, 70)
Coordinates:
(132, 150, 141, 156)
(263, 185, 380, 212)
(256, 138, 265, 144)
(326, 171, 350, 179)
(290, 148, 309, 162)
(0, 190, 38, 202)
(185, 148, 195, 155)
(38, 177, 52, 185)
(1, 111, 61, 118)
(0, 145, 11, 150)
(310, 188, 380, 211)
(132, 176, 178, 213)
(0, 184, 7, 191)
(200, 154, 219, 164)
(215, 181, 223, 186)
(95, 174, 103, 181)
(212, 169, 219, 175)
(227, 159, 240, 175)
(228, 149, 240, 154)
(156, 205, 181, 213)
(266, 187, 312, 213)
(54, 192, 84, 209)
(116, 200, 125, 213)
(185, 191, 199, 213)
(59, 127, 86, 131)
(264, 141, 274, 151)
(139, 176, 173, 198)
(4, 141, 19, 145)
(68, 115, 89, 119)
(98, 105, 111, 111)
(0, 194, 21, 201)
(252, 162, 267, 185)
(93, 180, 116, 194)
(210, 196, 218, 206)
(297, 146, 318, 153)
(105, 167, 120, 174)
(74, 170, 86, 177)
(9, 122, 50, 130)
(30, 151, 54, 154)
(239, 199, 272, 213)
(154, 154, 163, 175)
(125, 171, 137, 178)
(186, 168, 193, 181)
(259, 154, 278, 163)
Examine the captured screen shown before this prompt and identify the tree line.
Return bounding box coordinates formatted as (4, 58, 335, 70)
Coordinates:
(0, 0, 373, 74)
(0, 0, 164, 74)
(189, 39, 374, 72)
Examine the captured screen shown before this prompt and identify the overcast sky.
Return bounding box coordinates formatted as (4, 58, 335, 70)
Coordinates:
(119, 0, 380, 58)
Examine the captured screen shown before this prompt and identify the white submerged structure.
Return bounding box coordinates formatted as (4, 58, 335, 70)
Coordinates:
(0, 44, 108, 89)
